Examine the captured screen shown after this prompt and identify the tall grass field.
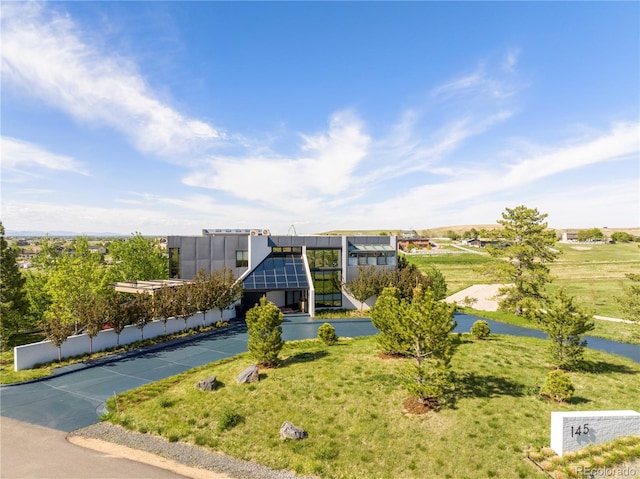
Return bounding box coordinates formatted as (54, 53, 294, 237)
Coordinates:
(104, 335, 640, 479)
(407, 242, 640, 318)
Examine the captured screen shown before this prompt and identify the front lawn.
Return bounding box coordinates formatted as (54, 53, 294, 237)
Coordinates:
(103, 335, 640, 479)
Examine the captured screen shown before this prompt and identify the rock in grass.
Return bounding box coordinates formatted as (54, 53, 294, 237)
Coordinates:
(237, 365, 259, 384)
(280, 421, 308, 440)
(196, 375, 218, 391)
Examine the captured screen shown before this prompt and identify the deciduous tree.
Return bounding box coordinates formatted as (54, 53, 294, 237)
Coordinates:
(345, 266, 385, 312)
(611, 232, 634, 243)
(209, 267, 243, 320)
(45, 237, 109, 334)
(485, 205, 560, 315)
(42, 304, 75, 361)
(107, 233, 168, 282)
(576, 228, 605, 242)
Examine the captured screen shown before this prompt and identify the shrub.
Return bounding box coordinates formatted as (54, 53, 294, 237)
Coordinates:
(318, 323, 338, 345)
(245, 297, 284, 366)
(540, 370, 574, 402)
(217, 407, 243, 432)
(470, 320, 491, 339)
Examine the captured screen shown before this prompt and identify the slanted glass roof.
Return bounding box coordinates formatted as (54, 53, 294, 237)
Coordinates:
(243, 256, 309, 290)
(348, 244, 396, 252)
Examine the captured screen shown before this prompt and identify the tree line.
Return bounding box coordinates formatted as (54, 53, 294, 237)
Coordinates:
(0, 228, 240, 352)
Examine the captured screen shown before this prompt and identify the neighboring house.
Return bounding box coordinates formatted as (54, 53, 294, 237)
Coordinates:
(397, 238, 435, 251)
(401, 230, 419, 239)
(466, 238, 486, 248)
(561, 232, 578, 243)
(167, 229, 398, 317)
(88, 245, 107, 255)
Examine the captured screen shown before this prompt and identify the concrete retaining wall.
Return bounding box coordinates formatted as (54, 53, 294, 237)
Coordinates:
(14, 308, 235, 371)
(550, 410, 640, 456)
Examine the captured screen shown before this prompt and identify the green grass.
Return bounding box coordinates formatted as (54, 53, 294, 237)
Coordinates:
(548, 243, 640, 317)
(407, 243, 640, 318)
(406, 253, 496, 294)
(103, 335, 640, 479)
(461, 308, 640, 346)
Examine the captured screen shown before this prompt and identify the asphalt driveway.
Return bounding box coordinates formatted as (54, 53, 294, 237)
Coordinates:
(0, 316, 377, 432)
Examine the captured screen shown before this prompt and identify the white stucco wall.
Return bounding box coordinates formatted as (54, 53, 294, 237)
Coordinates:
(14, 307, 235, 371)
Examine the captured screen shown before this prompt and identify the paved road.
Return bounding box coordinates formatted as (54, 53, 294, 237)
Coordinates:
(0, 417, 185, 479)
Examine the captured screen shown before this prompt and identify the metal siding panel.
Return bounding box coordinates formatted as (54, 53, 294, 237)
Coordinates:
(197, 237, 210, 260)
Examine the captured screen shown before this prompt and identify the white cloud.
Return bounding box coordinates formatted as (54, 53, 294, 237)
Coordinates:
(182, 111, 370, 210)
(1, 136, 89, 180)
(0, 3, 222, 157)
(351, 122, 640, 228)
(501, 122, 639, 187)
(502, 48, 520, 73)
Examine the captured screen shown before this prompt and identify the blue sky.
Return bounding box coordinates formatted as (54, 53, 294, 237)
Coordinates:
(2, 1, 638, 235)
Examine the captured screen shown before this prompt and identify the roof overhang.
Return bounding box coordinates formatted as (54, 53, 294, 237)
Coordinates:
(348, 244, 396, 252)
(112, 279, 190, 294)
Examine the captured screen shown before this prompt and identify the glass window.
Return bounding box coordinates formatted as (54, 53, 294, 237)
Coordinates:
(236, 250, 248, 267)
(377, 254, 386, 265)
(169, 248, 180, 278)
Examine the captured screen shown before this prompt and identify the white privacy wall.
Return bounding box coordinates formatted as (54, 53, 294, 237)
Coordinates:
(14, 308, 236, 371)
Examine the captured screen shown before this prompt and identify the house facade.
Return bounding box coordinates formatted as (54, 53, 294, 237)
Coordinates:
(167, 229, 397, 317)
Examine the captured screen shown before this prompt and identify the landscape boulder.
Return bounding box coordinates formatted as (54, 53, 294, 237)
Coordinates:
(237, 365, 259, 384)
(279, 421, 308, 440)
(196, 375, 218, 391)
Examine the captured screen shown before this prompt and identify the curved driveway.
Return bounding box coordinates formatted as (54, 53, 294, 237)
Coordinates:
(0, 316, 377, 432)
(1, 314, 637, 433)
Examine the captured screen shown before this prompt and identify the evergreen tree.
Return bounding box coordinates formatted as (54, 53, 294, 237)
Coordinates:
(370, 287, 411, 355)
(617, 273, 640, 340)
(371, 286, 458, 407)
(245, 296, 284, 366)
(485, 205, 560, 315)
(0, 223, 30, 349)
(533, 289, 595, 369)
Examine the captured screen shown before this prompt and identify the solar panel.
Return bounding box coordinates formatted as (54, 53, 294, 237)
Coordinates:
(243, 256, 309, 290)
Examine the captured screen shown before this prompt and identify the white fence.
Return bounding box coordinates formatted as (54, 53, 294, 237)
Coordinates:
(14, 307, 236, 371)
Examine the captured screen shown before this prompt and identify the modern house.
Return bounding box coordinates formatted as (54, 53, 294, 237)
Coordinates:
(167, 229, 398, 317)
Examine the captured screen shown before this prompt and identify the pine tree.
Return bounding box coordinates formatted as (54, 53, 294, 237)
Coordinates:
(534, 288, 595, 369)
(485, 205, 560, 315)
(0, 223, 30, 349)
(245, 296, 284, 366)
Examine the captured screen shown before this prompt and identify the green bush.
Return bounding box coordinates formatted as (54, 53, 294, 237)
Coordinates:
(540, 370, 575, 402)
(217, 407, 243, 432)
(318, 323, 338, 345)
(245, 297, 284, 366)
(470, 320, 491, 339)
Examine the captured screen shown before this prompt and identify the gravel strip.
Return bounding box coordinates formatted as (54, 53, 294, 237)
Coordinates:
(69, 422, 317, 479)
